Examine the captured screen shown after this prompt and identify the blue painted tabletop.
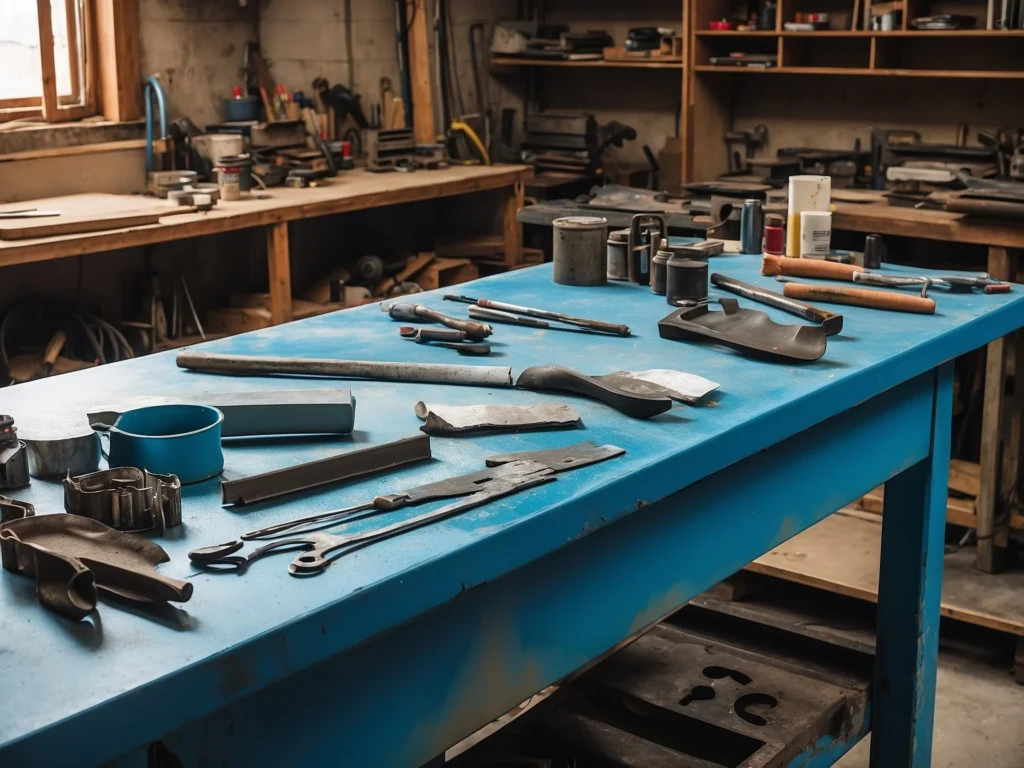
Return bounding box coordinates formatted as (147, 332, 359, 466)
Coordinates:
(1, 254, 1022, 760)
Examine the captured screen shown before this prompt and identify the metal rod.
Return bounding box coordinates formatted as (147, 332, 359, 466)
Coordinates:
(710, 273, 844, 336)
(176, 351, 514, 387)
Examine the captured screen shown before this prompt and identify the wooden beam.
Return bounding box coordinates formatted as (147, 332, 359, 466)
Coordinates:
(266, 222, 294, 325)
(977, 246, 1013, 572)
(503, 181, 525, 268)
(36, 0, 59, 121)
(95, 0, 142, 122)
(406, 0, 434, 144)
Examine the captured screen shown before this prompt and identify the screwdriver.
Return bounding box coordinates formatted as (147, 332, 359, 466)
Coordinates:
(444, 295, 631, 337)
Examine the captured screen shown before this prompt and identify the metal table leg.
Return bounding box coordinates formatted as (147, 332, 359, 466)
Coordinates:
(871, 362, 952, 766)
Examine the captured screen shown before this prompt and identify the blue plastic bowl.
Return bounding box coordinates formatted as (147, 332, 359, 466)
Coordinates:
(105, 404, 224, 484)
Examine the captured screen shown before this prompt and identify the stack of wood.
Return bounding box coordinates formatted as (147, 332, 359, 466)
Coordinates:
(855, 459, 1024, 545)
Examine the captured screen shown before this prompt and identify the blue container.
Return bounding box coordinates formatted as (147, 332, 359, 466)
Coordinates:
(99, 404, 224, 484)
(223, 96, 260, 122)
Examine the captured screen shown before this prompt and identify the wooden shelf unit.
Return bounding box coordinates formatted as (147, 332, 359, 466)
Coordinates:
(682, 0, 1024, 180)
(489, 56, 683, 70)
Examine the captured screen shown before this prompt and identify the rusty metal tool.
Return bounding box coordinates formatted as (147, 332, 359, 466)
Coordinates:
(64, 467, 182, 535)
(221, 434, 431, 506)
(189, 461, 557, 575)
(176, 350, 513, 387)
(779, 280, 936, 314)
(382, 302, 492, 340)
(444, 295, 631, 337)
(232, 440, 624, 541)
(852, 271, 1011, 294)
(516, 366, 672, 418)
(711, 273, 844, 335)
(400, 326, 467, 342)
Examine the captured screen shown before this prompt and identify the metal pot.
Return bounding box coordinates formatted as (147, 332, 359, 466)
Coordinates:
(95, 404, 224, 484)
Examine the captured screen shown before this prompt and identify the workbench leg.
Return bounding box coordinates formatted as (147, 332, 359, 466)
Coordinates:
(977, 246, 1015, 572)
(503, 181, 525, 269)
(266, 221, 294, 325)
(871, 362, 952, 768)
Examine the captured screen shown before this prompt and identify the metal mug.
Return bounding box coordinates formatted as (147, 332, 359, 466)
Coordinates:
(94, 404, 224, 484)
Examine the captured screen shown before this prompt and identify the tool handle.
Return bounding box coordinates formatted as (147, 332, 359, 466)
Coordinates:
(414, 305, 492, 340)
(712, 273, 828, 323)
(985, 283, 1012, 294)
(575, 319, 632, 336)
(762, 255, 863, 281)
(413, 327, 467, 343)
(783, 283, 935, 314)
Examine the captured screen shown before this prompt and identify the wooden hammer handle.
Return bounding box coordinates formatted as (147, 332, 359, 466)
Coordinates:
(783, 283, 936, 314)
(765, 256, 864, 281)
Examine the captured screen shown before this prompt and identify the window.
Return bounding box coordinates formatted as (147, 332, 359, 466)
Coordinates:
(0, 0, 95, 122)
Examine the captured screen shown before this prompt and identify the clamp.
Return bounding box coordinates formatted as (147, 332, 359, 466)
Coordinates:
(63, 467, 182, 536)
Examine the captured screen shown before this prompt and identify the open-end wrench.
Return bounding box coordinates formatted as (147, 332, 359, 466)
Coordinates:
(383, 302, 492, 340)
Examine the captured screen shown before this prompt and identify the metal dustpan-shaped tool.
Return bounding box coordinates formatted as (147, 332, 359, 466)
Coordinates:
(658, 298, 827, 363)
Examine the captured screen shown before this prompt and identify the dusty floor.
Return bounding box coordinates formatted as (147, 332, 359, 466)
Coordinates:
(837, 647, 1024, 767)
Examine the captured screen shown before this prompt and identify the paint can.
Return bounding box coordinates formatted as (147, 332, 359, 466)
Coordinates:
(787, 175, 831, 257)
(552, 216, 609, 286)
(650, 240, 672, 296)
(214, 153, 253, 201)
(740, 199, 764, 254)
(799, 210, 833, 258)
(665, 256, 708, 306)
(764, 213, 785, 255)
(607, 229, 630, 280)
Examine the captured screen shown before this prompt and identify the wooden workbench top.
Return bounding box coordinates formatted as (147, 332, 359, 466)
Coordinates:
(0, 164, 532, 268)
(833, 200, 1024, 249)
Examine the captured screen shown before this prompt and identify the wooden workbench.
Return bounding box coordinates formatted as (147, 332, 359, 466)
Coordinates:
(833, 201, 1023, 574)
(0, 164, 532, 324)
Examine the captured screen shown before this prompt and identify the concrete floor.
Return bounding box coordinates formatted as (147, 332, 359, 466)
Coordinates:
(837, 647, 1024, 767)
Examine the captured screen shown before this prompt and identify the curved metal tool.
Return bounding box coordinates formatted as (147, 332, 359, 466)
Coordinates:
(189, 461, 556, 575)
(658, 299, 827, 363)
(710, 273, 844, 336)
(383, 302, 492, 340)
(516, 366, 673, 418)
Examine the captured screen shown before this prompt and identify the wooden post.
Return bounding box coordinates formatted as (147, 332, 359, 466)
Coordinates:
(407, 0, 434, 144)
(36, 0, 59, 120)
(95, 0, 142, 122)
(266, 222, 294, 325)
(976, 246, 1013, 572)
(503, 182, 525, 268)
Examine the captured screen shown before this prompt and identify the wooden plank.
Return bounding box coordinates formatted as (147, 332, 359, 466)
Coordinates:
(978, 246, 1012, 572)
(833, 202, 1024, 251)
(0, 139, 169, 163)
(747, 510, 1024, 637)
(0, 166, 533, 268)
(0, 194, 196, 240)
(417, 258, 479, 291)
(36, 0, 59, 121)
(503, 182, 524, 268)
(948, 459, 980, 498)
(407, 0, 434, 144)
(265, 222, 293, 325)
(95, 0, 141, 122)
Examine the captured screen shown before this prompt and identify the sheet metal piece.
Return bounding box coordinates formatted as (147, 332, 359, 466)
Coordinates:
(190, 461, 556, 576)
(63, 467, 182, 535)
(221, 433, 432, 506)
(0, 514, 192, 620)
(484, 440, 626, 470)
(516, 366, 673, 419)
(658, 299, 827, 363)
(176, 350, 513, 388)
(88, 390, 356, 438)
(413, 401, 582, 435)
(599, 369, 720, 404)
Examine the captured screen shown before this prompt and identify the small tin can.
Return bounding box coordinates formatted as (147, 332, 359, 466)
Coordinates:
(665, 257, 709, 306)
(552, 216, 608, 286)
(606, 228, 630, 281)
(740, 199, 764, 255)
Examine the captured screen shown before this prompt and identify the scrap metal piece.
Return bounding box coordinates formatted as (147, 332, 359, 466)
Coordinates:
(516, 366, 672, 419)
(0, 495, 34, 523)
(88, 389, 357, 438)
(0, 514, 192, 620)
(190, 461, 556, 576)
(599, 370, 720, 404)
(658, 299, 827, 363)
(221, 433, 432, 506)
(711, 273, 844, 336)
(414, 401, 582, 435)
(64, 467, 182, 535)
(485, 440, 626, 470)
(241, 441, 625, 540)
(176, 350, 514, 388)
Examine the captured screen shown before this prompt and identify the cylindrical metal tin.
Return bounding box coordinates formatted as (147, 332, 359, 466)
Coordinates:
(740, 199, 764, 255)
(552, 216, 608, 286)
(864, 233, 885, 269)
(666, 257, 709, 306)
(606, 228, 630, 280)
(651, 244, 672, 296)
(764, 213, 785, 256)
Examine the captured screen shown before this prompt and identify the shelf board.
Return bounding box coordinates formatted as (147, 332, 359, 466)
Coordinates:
(489, 56, 683, 70)
(694, 65, 1024, 79)
(696, 29, 1024, 38)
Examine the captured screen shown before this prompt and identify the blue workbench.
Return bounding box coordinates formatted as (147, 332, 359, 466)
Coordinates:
(1, 255, 1021, 767)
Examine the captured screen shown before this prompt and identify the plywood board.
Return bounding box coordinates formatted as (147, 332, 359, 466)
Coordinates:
(747, 509, 1024, 636)
(0, 194, 187, 240)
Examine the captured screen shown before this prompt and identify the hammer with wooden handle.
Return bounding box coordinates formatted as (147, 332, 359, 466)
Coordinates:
(781, 281, 936, 314)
